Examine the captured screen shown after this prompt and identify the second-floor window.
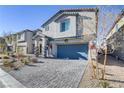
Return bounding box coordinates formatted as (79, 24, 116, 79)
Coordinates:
(12, 35, 17, 41)
(18, 33, 24, 40)
(45, 25, 49, 31)
(60, 19, 70, 32)
(18, 34, 21, 39)
(6, 37, 12, 44)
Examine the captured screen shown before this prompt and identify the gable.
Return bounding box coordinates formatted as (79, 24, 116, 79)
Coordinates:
(41, 8, 98, 27)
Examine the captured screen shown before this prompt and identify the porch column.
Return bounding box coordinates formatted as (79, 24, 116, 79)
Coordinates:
(42, 37, 47, 57)
(51, 43, 57, 58)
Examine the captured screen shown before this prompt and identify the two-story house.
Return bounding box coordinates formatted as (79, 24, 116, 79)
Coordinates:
(16, 29, 34, 55)
(106, 9, 124, 60)
(0, 37, 7, 53)
(4, 29, 34, 55)
(40, 8, 98, 60)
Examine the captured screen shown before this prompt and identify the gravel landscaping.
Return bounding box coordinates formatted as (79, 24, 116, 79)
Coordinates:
(79, 55, 124, 88)
(8, 58, 87, 88)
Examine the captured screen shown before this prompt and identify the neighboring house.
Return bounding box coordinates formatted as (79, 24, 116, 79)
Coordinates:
(106, 9, 124, 60)
(16, 29, 34, 55)
(4, 29, 34, 55)
(106, 10, 124, 40)
(0, 37, 7, 53)
(41, 8, 99, 60)
(1, 8, 99, 60)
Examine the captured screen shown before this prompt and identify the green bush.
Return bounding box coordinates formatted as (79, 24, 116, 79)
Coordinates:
(3, 60, 10, 67)
(3, 59, 16, 68)
(3, 56, 10, 59)
(21, 58, 30, 65)
(99, 81, 109, 88)
(11, 55, 17, 58)
(17, 54, 27, 58)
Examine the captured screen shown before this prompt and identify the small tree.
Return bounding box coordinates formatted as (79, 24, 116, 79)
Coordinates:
(1, 30, 14, 55)
(11, 34, 17, 54)
(78, 6, 117, 80)
(0, 38, 7, 54)
(97, 6, 117, 80)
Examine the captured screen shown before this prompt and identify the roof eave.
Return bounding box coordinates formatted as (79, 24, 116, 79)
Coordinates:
(106, 9, 124, 37)
(41, 8, 98, 27)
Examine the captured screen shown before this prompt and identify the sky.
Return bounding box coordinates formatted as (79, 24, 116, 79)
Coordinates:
(0, 5, 95, 36)
(0, 5, 124, 40)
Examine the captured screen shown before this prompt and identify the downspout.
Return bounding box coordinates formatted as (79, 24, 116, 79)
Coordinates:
(95, 8, 99, 80)
(76, 14, 81, 38)
(76, 14, 78, 37)
(96, 8, 99, 39)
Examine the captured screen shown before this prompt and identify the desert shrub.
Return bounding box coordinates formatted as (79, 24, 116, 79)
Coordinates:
(21, 57, 30, 65)
(18, 54, 27, 58)
(11, 58, 17, 63)
(3, 59, 10, 67)
(9, 62, 15, 68)
(3, 56, 10, 59)
(13, 66, 20, 70)
(99, 81, 109, 88)
(3, 59, 16, 68)
(11, 55, 17, 58)
(20, 58, 25, 64)
(16, 55, 27, 62)
(10, 58, 18, 66)
(12, 63, 20, 70)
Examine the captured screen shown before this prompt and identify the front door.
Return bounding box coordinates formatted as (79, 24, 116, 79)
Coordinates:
(39, 44, 42, 54)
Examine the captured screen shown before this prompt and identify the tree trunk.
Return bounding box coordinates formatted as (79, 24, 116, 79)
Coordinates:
(103, 46, 107, 80)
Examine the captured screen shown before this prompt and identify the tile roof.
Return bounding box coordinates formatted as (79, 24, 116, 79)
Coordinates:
(41, 8, 98, 27)
(106, 9, 124, 37)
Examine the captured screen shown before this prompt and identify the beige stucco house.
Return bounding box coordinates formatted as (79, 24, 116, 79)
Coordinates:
(40, 8, 98, 59)
(4, 29, 34, 55)
(106, 9, 124, 60)
(2, 8, 99, 60)
(0, 37, 7, 53)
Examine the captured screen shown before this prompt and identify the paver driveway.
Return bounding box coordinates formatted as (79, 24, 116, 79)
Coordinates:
(8, 58, 87, 88)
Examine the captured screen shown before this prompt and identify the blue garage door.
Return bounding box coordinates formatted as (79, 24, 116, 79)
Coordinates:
(57, 44, 88, 60)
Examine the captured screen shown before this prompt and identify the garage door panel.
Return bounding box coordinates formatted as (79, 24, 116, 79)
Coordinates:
(57, 44, 88, 60)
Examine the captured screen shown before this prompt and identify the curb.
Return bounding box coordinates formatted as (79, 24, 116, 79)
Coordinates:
(0, 68, 25, 88)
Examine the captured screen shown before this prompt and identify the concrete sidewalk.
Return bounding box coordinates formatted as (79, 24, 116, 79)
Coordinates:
(0, 68, 25, 88)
